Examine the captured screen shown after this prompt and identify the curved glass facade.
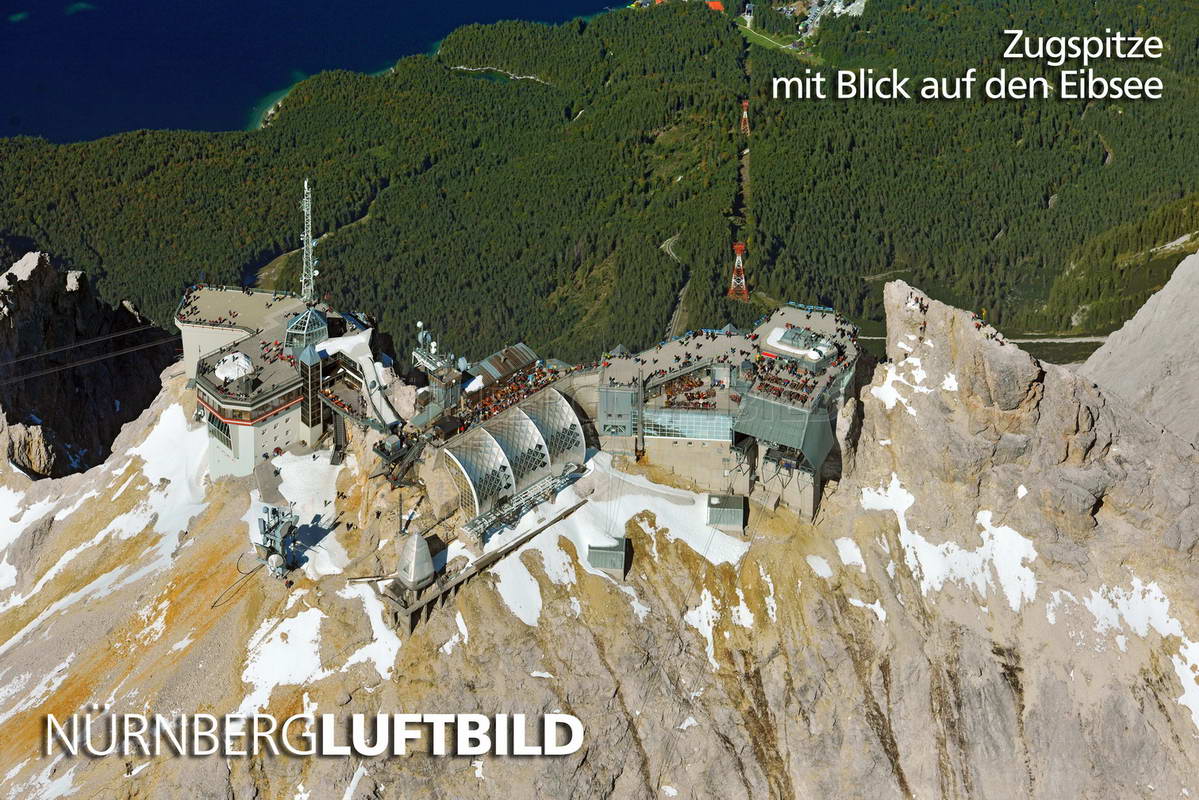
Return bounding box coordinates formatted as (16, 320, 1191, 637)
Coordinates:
(443, 387, 585, 519)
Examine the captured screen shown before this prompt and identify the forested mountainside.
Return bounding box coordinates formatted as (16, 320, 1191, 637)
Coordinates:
(2, 1, 1198, 361)
(746, 0, 1199, 329)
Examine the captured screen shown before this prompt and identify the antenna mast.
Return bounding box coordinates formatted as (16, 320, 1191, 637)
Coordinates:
(727, 242, 750, 302)
(300, 178, 318, 305)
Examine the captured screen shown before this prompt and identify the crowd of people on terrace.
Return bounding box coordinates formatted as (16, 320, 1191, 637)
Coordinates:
(175, 287, 246, 328)
(197, 332, 301, 401)
(595, 314, 855, 400)
(175, 284, 295, 327)
(459, 363, 565, 428)
(662, 373, 718, 410)
(742, 344, 851, 407)
(600, 329, 762, 383)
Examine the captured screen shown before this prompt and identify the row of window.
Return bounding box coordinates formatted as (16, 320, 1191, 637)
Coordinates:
(642, 409, 733, 442)
(200, 385, 303, 424)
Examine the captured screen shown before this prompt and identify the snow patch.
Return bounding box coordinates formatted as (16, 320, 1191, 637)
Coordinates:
(0, 653, 74, 727)
(848, 597, 887, 622)
(683, 589, 720, 670)
(1045, 590, 1078, 625)
(439, 611, 470, 655)
(0, 405, 208, 636)
(835, 537, 865, 572)
(1066, 576, 1199, 731)
(336, 583, 402, 679)
(274, 451, 347, 578)
(134, 597, 169, 646)
(239, 607, 329, 714)
(758, 565, 777, 622)
(860, 474, 1038, 612)
(343, 764, 368, 799)
(730, 588, 754, 628)
(806, 555, 833, 579)
(0, 252, 41, 291)
(492, 554, 544, 626)
(870, 357, 932, 416)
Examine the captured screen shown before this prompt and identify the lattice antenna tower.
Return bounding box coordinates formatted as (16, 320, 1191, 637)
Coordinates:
(740, 100, 750, 136)
(300, 178, 319, 305)
(727, 241, 750, 302)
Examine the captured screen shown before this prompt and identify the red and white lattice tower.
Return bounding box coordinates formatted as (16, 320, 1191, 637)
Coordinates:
(727, 242, 750, 302)
(740, 100, 750, 136)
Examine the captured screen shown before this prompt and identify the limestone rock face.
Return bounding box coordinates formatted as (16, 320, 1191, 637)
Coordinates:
(1081, 250, 1199, 445)
(812, 280, 1199, 797)
(1, 280, 1198, 800)
(391, 382, 420, 420)
(0, 251, 174, 477)
(418, 446, 462, 519)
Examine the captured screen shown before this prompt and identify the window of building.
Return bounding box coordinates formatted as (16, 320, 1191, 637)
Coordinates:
(206, 409, 232, 452)
(642, 409, 732, 442)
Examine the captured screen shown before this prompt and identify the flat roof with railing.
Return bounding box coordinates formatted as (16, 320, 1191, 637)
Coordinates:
(599, 304, 858, 412)
(182, 285, 340, 407)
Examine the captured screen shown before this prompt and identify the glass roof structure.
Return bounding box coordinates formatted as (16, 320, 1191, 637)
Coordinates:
(443, 387, 585, 518)
(284, 309, 328, 356)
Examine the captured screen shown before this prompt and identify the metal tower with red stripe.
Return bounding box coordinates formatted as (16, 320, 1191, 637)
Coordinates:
(727, 242, 750, 302)
(740, 100, 750, 136)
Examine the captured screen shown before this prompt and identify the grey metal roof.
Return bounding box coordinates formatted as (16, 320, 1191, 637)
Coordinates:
(587, 539, 626, 571)
(467, 342, 539, 386)
(708, 494, 745, 511)
(707, 494, 746, 528)
(732, 393, 835, 470)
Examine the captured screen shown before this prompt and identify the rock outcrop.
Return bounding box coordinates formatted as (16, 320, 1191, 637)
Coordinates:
(1081, 250, 1199, 445)
(0, 251, 175, 477)
(814, 280, 1199, 797)
(1, 281, 1197, 799)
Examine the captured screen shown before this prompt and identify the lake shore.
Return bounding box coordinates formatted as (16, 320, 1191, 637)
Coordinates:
(244, 4, 613, 132)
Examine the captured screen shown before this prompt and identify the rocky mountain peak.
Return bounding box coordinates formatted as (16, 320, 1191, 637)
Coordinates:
(1081, 250, 1199, 446)
(843, 280, 1198, 554)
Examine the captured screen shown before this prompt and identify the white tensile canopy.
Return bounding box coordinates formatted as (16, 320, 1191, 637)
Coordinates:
(214, 351, 253, 381)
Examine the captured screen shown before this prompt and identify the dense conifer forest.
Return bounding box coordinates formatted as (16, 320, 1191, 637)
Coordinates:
(746, 0, 1199, 331)
(1, 0, 1196, 362)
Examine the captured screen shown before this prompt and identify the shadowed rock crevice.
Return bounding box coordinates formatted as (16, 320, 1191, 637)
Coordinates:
(0, 250, 174, 477)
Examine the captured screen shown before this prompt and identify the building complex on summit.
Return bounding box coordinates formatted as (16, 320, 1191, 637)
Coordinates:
(176, 181, 860, 549)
